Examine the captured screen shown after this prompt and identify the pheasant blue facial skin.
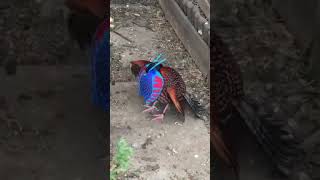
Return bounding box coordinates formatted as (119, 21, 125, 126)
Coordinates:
(91, 18, 110, 111)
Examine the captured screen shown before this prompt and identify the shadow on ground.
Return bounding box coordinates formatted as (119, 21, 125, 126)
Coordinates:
(0, 67, 108, 180)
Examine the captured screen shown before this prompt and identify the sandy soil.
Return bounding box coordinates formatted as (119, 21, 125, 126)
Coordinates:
(0, 0, 107, 179)
(110, 2, 210, 179)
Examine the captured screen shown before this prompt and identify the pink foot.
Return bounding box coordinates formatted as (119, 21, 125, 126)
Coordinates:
(142, 102, 159, 113)
(142, 105, 157, 113)
(151, 104, 168, 123)
(151, 114, 164, 123)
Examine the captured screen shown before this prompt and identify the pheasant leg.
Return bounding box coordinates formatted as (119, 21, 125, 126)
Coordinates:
(151, 104, 168, 122)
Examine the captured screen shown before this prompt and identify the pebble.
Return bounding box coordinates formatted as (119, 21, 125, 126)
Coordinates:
(174, 122, 183, 126)
(172, 148, 178, 154)
(132, 143, 139, 148)
(194, 154, 199, 158)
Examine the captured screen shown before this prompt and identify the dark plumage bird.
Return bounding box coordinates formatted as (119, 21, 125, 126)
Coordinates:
(130, 55, 204, 122)
(210, 29, 303, 178)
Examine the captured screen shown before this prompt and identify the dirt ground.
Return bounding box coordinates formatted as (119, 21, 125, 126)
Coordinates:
(110, 2, 210, 179)
(0, 0, 107, 179)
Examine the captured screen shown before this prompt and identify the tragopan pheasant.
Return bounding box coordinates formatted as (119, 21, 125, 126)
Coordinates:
(210, 29, 302, 178)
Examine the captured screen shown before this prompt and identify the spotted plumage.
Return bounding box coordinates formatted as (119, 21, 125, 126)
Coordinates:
(211, 31, 243, 123)
(157, 66, 186, 114)
(211, 29, 302, 178)
(131, 55, 203, 122)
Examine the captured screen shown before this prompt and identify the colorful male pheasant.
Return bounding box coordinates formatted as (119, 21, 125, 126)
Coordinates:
(65, 0, 110, 111)
(211, 29, 303, 178)
(130, 54, 204, 122)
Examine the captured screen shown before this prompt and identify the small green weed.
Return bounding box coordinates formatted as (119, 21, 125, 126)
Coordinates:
(110, 137, 134, 180)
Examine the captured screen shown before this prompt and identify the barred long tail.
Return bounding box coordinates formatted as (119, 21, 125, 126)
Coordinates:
(183, 93, 205, 119)
(211, 125, 239, 179)
(234, 97, 303, 176)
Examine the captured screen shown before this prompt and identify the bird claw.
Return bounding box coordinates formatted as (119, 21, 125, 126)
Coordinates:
(143, 103, 159, 113)
(143, 106, 157, 113)
(151, 114, 164, 123)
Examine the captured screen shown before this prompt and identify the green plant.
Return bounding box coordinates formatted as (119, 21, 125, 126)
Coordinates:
(110, 137, 134, 180)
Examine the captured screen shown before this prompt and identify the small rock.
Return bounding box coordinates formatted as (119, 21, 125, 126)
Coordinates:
(172, 148, 178, 154)
(133, 13, 140, 17)
(141, 137, 152, 149)
(174, 122, 183, 126)
(132, 143, 138, 148)
(194, 154, 199, 158)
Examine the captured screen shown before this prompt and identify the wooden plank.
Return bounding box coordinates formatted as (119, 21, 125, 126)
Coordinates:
(177, 0, 210, 46)
(196, 0, 210, 19)
(158, 0, 210, 78)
